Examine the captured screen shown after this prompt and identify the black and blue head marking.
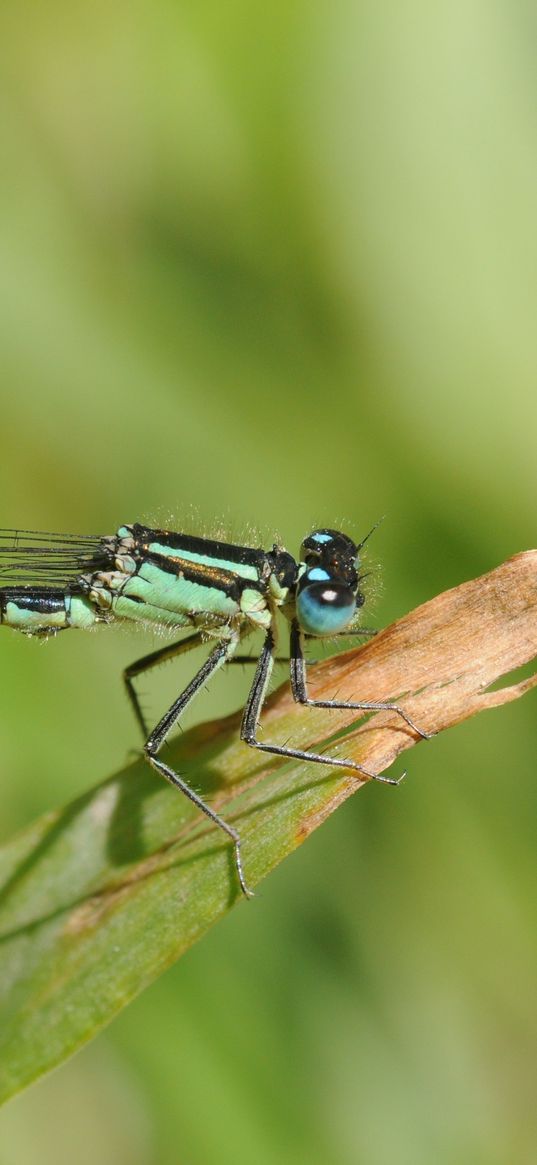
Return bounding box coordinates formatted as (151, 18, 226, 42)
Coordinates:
(295, 528, 365, 637)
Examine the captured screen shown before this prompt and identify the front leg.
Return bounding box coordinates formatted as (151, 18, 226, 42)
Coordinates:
(240, 624, 393, 783)
(289, 618, 432, 740)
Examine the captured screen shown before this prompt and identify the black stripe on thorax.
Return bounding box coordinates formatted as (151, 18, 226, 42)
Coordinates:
(143, 552, 263, 601)
(132, 524, 268, 572)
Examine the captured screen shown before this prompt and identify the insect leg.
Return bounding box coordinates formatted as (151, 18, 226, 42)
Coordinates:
(124, 630, 206, 738)
(240, 625, 390, 781)
(142, 630, 253, 898)
(290, 618, 432, 741)
(229, 654, 290, 665)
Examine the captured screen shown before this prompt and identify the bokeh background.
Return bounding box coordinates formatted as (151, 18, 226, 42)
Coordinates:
(1, 3, 537, 1162)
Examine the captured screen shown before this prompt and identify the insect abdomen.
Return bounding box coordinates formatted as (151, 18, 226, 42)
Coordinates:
(0, 589, 97, 633)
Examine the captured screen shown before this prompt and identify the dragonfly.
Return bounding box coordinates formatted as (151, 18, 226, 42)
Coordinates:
(0, 522, 430, 896)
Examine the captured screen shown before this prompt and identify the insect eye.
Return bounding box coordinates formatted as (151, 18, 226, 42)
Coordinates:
(296, 582, 356, 637)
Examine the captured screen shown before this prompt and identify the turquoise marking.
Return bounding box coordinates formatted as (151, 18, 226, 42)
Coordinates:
(121, 561, 240, 621)
(147, 541, 260, 582)
(309, 533, 331, 543)
(112, 594, 194, 628)
(306, 567, 330, 581)
(4, 602, 66, 631)
(3, 593, 98, 632)
(268, 572, 290, 602)
(69, 595, 98, 629)
(239, 587, 271, 627)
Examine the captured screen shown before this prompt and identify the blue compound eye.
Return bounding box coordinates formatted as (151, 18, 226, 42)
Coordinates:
(296, 582, 356, 637)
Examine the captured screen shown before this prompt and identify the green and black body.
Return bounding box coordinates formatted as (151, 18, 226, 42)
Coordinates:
(0, 523, 429, 896)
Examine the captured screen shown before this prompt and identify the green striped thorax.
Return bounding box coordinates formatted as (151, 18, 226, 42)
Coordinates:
(85, 525, 300, 633)
(84, 524, 365, 639)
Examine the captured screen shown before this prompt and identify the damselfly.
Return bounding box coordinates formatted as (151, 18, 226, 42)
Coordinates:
(0, 523, 430, 896)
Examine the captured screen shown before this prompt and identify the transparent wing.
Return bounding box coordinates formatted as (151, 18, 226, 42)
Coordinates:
(0, 529, 114, 587)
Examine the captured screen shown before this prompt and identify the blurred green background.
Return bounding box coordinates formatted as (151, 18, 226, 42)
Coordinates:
(1, 2, 536, 1162)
